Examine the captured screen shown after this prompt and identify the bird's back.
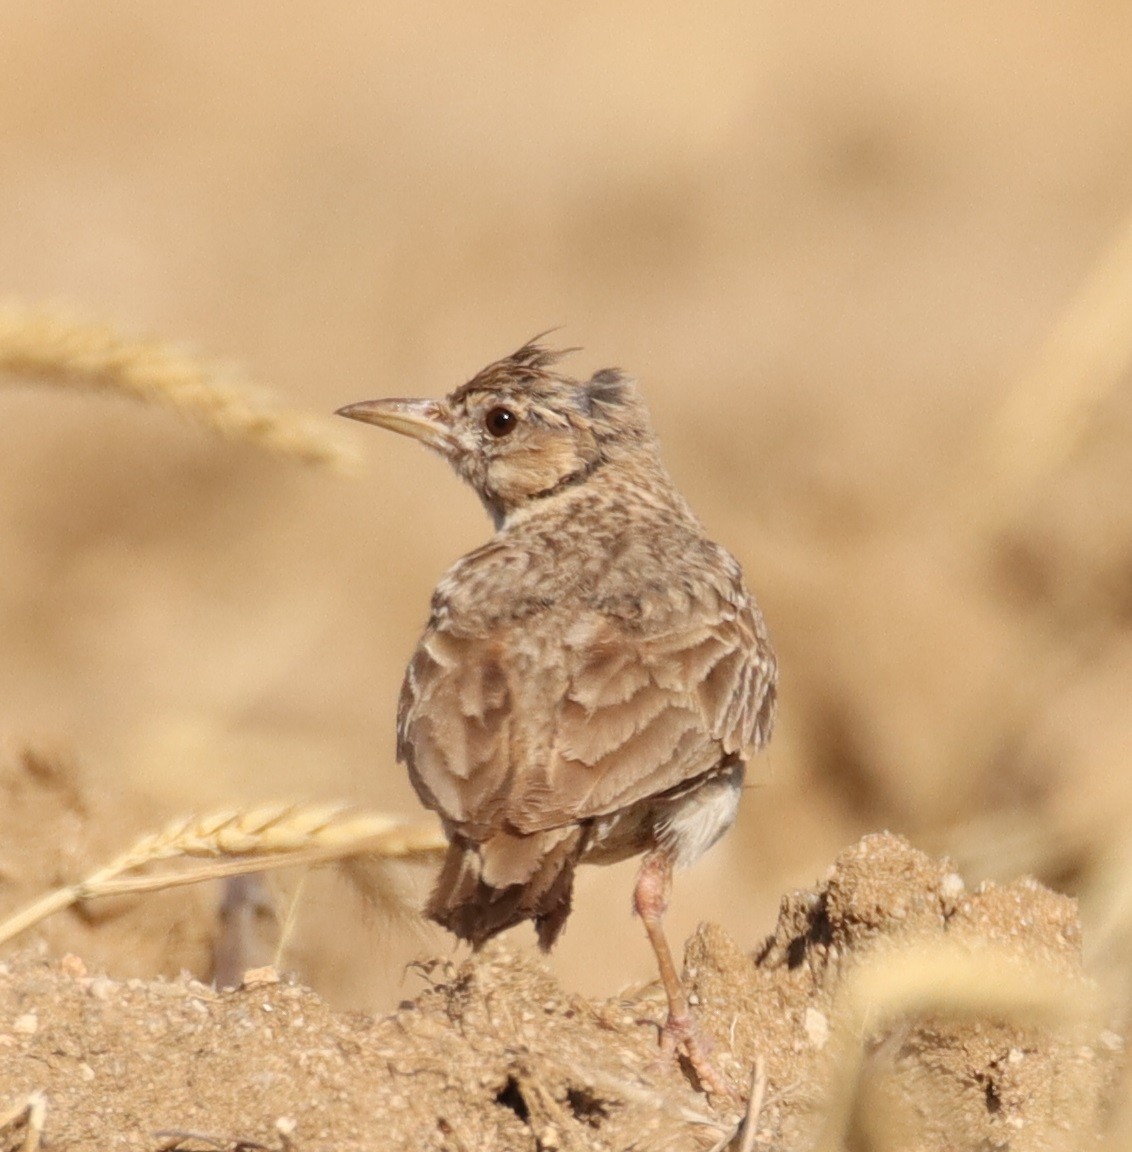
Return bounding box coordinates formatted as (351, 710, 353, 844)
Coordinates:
(397, 469, 776, 947)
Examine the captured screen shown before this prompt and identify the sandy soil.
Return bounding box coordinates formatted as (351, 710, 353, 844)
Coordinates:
(0, 831, 1119, 1151)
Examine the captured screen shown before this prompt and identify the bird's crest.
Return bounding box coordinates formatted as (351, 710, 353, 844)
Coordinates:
(453, 335, 635, 415)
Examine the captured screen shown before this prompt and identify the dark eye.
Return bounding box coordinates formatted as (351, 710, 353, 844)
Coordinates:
(484, 406, 517, 437)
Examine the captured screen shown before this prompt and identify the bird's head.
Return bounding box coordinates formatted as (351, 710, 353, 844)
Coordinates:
(337, 338, 657, 524)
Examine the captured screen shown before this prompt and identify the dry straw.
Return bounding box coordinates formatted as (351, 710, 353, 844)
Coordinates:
(956, 203, 1132, 532)
(0, 1090, 46, 1152)
(0, 803, 447, 949)
(810, 941, 1100, 1152)
(0, 303, 358, 470)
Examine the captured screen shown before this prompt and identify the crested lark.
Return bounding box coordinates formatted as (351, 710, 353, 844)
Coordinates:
(338, 339, 777, 1096)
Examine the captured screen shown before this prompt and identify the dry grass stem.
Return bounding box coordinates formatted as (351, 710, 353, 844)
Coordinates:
(811, 941, 1099, 1152)
(569, 1066, 729, 1132)
(705, 1056, 768, 1152)
(153, 1130, 272, 1152)
(0, 1091, 46, 1152)
(844, 943, 1095, 1025)
(959, 203, 1132, 528)
(0, 304, 358, 470)
(738, 1056, 768, 1152)
(1082, 840, 1132, 967)
(273, 870, 310, 972)
(0, 803, 447, 948)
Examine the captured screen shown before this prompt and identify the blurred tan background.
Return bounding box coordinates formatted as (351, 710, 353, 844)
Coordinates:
(2, 2, 1131, 1009)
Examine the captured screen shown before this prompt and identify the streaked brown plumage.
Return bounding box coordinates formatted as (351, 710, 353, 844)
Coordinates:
(338, 339, 776, 1095)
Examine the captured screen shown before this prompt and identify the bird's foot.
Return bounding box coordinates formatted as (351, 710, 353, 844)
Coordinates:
(659, 1010, 739, 1103)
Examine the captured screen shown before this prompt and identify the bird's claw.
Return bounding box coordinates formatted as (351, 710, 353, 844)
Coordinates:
(659, 1011, 739, 1102)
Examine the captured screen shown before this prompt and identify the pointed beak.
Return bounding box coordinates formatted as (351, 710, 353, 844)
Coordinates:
(335, 397, 456, 455)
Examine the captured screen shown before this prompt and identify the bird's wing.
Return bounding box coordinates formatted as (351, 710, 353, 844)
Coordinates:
(398, 581, 776, 838)
(397, 625, 517, 835)
(509, 588, 776, 832)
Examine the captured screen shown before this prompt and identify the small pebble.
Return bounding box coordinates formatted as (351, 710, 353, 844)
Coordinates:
(60, 953, 88, 979)
(242, 966, 280, 988)
(804, 1006, 829, 1049)
(88, 976, 115, 1001)
(12, 1012, 38, 1035)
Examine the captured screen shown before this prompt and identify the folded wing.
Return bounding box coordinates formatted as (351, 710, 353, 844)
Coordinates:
(399, 583, 776, 840)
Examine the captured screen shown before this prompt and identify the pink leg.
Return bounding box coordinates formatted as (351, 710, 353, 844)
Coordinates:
(633, 851, 735, 1100)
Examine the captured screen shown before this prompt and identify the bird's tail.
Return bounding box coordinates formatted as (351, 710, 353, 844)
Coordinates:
(427, 826, 588, 951)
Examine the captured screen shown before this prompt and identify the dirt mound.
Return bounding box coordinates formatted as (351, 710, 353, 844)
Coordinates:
(0, 834, 1119, 1151)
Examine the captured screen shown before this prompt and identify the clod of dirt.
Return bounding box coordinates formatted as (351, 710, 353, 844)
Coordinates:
(689, 833, 1117, 1149)
(0, 833, 1121, 1151)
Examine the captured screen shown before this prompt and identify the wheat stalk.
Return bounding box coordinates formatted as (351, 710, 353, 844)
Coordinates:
(0, 303, 359, 470)
(0, 1091, 46, 1152)
(956, 203, 1132, 532)
(0, 803, 447, 948)
(810, 941, 1099, 1152)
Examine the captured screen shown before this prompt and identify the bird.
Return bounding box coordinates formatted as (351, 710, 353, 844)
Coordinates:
(337, 338, 776, 1096)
